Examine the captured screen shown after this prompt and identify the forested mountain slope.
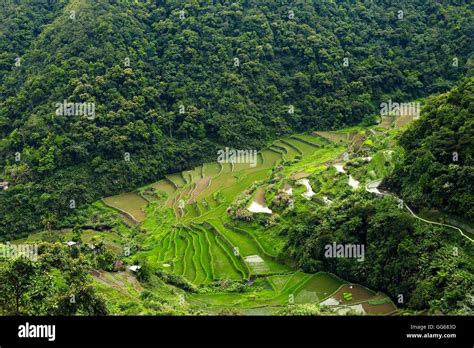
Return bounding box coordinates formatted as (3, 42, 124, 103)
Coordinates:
(384, 78, 474, 222)
(0, 0, 472, 239)
(283, 81, 474, 314)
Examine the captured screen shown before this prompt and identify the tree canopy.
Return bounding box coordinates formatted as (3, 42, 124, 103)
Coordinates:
(0, 0, 472, 239)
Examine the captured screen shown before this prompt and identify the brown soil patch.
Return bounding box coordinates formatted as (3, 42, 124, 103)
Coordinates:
(362, 300, 397, 315)
(254, 187, 267, 206)
(292, 171, 311, 180)
(379, 116, 394, 129)
(350, 133, 366, 152)
(395, 114, 415, 128)
(188, 176, 212, 204)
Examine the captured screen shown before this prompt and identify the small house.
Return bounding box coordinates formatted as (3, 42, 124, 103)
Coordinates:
(129, 265, 141, 272)
(0, 182, 9, 190)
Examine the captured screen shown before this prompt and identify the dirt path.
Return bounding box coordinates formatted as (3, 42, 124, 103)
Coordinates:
(365, 180, 473, 243)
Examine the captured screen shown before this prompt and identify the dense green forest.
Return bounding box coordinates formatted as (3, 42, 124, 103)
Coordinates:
(0, 0, 472, 239)
(284, 193, 473, 314)
(0, 242, 108, 315)
(384, 78, 474, 222)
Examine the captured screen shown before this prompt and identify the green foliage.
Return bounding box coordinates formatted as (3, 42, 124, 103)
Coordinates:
(96, 249, 116, 272)
(199, 279, 248, 294)
(0, 1, 472, 317)
(155, 269, 197, 293)
(275, 303, 340, 316)
(0, 242, 108, 315)
(284, 194, 474, 313)
(0, 0, 472, 239)
(384, 78, 474, 221)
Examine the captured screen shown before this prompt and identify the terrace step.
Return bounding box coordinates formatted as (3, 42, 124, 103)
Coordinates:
(290, 134, 323, 147)
(191, 223, 246, 281)
(166, 173, 186, 188)
(280, 139, 304, 156)
(272, 140, 299, 161)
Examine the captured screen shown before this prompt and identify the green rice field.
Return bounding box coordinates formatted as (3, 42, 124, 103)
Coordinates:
(98, 131, 397, 315)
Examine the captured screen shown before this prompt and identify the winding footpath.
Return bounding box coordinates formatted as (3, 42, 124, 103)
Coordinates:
(365, 179, 473, 243)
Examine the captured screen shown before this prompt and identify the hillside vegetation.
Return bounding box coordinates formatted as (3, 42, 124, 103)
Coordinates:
(384, 78, 474, 222)
(1, 0, 473, 239)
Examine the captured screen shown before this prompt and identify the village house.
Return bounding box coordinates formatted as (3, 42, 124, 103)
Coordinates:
(0, 182, 9, 190)
(129, 265, 141, 272)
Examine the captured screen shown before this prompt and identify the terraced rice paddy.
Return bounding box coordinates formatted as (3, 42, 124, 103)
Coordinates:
(294, 273, 344, 304)
(271, 140, 299, 161)
(103, 134, 328, 283)
(101, 131, 397, 314)
(314, 130, 353, 144)
(282, 137, 319, 156)
(332, 284, 375, 304)
(316, 283, 396, 315)
(362, 294, 397, 315)
(150, 179, 176, 197)
(188, 271, 347, 313)
(378, 116, 395, 129)
(103, 193, 148, 222)
(394, 114, 416, 128)
(166, 172, 187, 188)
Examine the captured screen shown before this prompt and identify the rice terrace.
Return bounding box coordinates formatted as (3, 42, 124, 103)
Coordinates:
(95, 128, 397, 314)
(0, 1, 472, 332)
(27, 123, 412, 315)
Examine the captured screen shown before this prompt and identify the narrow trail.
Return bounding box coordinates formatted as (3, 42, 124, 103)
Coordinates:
(365, 179, 473, 243)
